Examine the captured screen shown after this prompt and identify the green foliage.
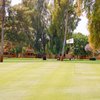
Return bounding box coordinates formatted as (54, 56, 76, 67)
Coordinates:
(10, 48, 16, 53)
(2, 0, 93, 57)
(89, 0, 100, 50)
(49, 0, 79, 55)
(5, 4, 33, 48)
(75, 0, 100, 50)
(15, 46, 22, 54)
(73, 33, 89, 56)
(22, 0, 49, 54)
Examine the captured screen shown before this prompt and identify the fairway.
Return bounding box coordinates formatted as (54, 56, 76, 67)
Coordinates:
(0, 59, 100, 100)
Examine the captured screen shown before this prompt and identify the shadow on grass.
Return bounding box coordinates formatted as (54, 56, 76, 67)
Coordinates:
(63, 59, 100, 64)
(3, 58, 100, 64)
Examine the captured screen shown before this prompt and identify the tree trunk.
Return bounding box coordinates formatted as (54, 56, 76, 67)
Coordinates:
(0, 0, 5, 62)
(0, 55, 3, 62)
(43, 42, 46, 60)
(61, 9, 68, 61)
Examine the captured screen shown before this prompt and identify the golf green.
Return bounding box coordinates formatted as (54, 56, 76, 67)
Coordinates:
(0, 59, 100, 100)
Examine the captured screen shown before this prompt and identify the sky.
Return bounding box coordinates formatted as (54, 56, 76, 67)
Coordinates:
(11, 0, 90, 36)
(74, 13, 89, 35)
(11, 0, 22, 6)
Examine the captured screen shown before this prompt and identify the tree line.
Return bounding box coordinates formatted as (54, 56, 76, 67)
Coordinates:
(0, 0, 100, 62)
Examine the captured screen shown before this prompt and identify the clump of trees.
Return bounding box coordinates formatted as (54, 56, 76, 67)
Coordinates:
(0, 0, 79, 61)
(0, 0, 100, 62)
(72, 33, 90, 58)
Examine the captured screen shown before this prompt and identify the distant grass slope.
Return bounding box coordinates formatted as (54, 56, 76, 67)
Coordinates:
(0, 59, 100, 100)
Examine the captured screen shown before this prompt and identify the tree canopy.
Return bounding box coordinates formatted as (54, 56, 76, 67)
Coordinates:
(76, 0, 100, 50)
(88, 0, 100, 50)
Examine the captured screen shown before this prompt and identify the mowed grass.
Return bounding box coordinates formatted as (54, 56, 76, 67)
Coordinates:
(0, 58, 100, 100)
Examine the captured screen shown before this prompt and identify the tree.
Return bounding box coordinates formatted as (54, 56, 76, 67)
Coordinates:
(72, 33, 89, 58)
(0, 0, 5, 62)
(32, 0, 49, 54)
(88, 0, 100, 50)
(49, 0, 79, 59)
(5, 3, 34, 54)
(4, 0, 49, 57)
(76, 0, 100, 50)
(22, 0, 49, 55)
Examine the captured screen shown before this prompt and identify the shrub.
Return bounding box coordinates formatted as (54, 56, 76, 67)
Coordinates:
(89, 58, 96, 61)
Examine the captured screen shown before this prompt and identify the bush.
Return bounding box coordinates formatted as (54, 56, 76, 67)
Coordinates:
(89, 58, 96, 61)
(43, 54, 46, 60)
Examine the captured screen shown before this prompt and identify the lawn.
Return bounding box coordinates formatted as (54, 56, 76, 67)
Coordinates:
(0, 58, 100, 100)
